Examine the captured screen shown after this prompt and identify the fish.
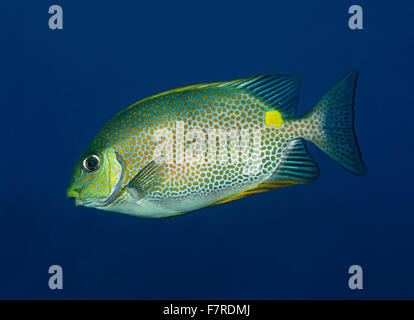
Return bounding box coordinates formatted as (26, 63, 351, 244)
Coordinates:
(67, 70, 366, 218)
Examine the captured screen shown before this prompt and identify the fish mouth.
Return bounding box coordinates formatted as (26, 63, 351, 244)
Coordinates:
(66, 188, 79, 199)
(66, 188, 116, 208)
(74, 198, 100, 207)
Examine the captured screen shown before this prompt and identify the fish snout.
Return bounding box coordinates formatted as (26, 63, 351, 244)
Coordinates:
(66, 187, 80, 199)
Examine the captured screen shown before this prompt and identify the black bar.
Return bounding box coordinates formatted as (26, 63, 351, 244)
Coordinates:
(0, 300, 412, 318)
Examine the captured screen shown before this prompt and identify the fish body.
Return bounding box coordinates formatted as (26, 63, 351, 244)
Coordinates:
(67, 71, 366, 218)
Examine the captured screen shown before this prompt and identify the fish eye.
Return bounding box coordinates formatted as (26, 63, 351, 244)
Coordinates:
(83, 155, 100, 172)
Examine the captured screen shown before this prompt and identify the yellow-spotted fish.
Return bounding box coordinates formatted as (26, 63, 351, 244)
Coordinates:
(67, 70, 366, 218)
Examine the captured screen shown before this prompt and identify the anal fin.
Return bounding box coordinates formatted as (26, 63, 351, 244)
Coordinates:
(210, 139, 318, 207)
(211, 179, 302, 206)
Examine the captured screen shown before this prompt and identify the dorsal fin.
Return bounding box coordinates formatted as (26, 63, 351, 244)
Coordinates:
(269, 139, 319, 182)
(129, 75, 303, 119)
(225, 75, 303, 119)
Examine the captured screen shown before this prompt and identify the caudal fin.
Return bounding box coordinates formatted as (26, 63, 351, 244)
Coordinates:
(304, 70, 366, 176)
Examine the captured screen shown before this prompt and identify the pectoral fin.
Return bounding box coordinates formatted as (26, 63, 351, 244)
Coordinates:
(126, 157, 166, 200)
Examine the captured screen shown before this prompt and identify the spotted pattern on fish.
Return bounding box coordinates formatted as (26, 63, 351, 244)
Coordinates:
(67, 71, 366, 218)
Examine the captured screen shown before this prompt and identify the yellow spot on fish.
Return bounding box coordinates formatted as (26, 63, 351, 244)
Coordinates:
(264, 110, 284, 128)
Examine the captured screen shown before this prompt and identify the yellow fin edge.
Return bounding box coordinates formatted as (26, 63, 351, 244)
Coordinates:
(122, 78, 248, 114)
(211, 179, 306, 206)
